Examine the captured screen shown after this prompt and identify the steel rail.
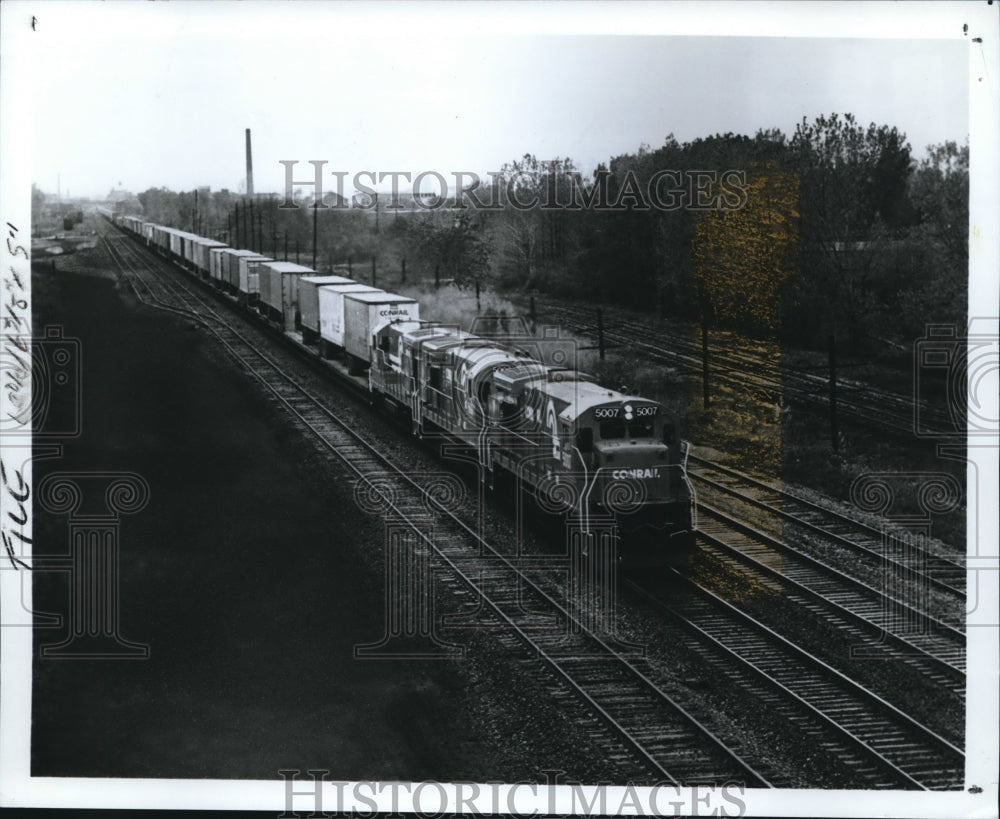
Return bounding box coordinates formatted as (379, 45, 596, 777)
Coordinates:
(102, 228, 772, 787)
(694, 503, 966, 681)
(687, 454, 965, 598)
(625, 570, 964, 790)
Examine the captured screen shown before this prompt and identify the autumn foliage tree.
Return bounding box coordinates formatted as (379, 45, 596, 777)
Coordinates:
(692, 163, 800, 336)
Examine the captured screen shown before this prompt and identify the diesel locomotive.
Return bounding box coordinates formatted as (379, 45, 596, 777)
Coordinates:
(106, 211, 695, 565)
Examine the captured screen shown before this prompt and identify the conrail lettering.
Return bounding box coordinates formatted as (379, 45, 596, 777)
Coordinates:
(379, 308, 410, 317)
(612, 468, 662, 480)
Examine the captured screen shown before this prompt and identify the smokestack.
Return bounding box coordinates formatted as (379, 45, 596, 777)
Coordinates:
(245, 128, 254, 196)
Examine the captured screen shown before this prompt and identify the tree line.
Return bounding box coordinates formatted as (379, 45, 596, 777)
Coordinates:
(124, 113, 968, 354)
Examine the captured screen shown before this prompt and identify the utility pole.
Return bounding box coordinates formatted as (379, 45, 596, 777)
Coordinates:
(829, 331, 839, 452)
(702, 321, 710, 409)
(312, 200, 318, 270)
(700, 290, 711, 409)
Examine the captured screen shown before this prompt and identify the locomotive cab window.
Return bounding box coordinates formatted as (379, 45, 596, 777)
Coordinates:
(631, 418, 656, 439)
(599, 419, 627, 440)
(576, 427, 594, 453)
(598, 418, 656, 441)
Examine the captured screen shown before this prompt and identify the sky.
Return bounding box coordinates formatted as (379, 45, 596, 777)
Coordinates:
(7, 1, 973, 200)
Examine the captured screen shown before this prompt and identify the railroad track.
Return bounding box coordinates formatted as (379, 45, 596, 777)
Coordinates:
(688, 455, 966, 600)
(536, 301, 951, 438)
(626, 569, 965, 790)
(101, 228, 773, 787)
(681, 464, 966, 677)
(686, 456, 967, 687)
(692, 509, 966, 681)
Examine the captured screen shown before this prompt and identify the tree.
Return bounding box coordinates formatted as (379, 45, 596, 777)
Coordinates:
(692, 162, 800, 335)
(893, 140, 969, 335)
(31, 184, 46, 219)
(788, 113, 915, 347)
(908, 140, 968, 274)
(408, 211, 492, 290)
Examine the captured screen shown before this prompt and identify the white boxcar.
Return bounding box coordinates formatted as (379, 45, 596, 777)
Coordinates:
(317, 284, 380, 355)
(191, 238, 228, 278)
(150, 225, 171, 254)
(167, 227, 184, 258)
(298, 276, 355, 341)
(181, 231, 203, 267)
(239, 255, 272, 299)
(343, 292, 420, 373)
(209, 247, 228, 282)
(218, 249, 265, 292)
(257, 261, 316, 330)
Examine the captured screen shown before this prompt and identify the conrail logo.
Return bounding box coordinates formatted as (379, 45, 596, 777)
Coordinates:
(611, 468, 662, 480)
(379, 308, 411, 317)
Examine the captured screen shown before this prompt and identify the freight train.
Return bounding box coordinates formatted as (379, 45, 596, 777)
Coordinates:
(104, 210, 695, 565)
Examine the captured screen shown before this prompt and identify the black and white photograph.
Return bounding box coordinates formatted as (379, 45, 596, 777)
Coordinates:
(1, 1, 997, 816)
